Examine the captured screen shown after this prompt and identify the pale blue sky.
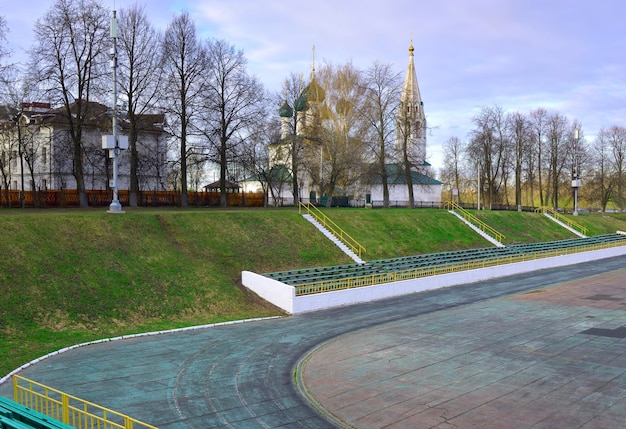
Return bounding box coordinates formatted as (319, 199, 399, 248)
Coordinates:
(3, 0, 626, 171)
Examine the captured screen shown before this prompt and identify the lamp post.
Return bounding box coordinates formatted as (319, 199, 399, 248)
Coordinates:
(103, 10, 126, 213)
(477, 162, 481, 210)
(572, 129, 581, 216)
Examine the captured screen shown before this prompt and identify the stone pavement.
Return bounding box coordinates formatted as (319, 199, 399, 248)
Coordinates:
(1, 256, 625, 428)
(301, 270, 626, 428)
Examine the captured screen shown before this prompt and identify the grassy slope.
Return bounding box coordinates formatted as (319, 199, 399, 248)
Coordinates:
(317, 208, 626, 256)
(0, 209, 350, 376)
(472, 211, 577, 244)
(1, 208, 626, 376)
(322, 208, 493, 260)
(566, 212, 626, 236)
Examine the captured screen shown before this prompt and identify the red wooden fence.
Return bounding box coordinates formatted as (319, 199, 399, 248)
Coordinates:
(0, 190, 265, 208)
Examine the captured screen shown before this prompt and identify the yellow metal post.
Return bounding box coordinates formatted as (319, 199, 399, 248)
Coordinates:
(61, 393, 69, 424)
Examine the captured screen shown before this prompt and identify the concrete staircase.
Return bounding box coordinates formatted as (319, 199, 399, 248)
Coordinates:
(448, 210, 505, 247)
(303, 214, 365, 264)
(543, 213, 587, 238)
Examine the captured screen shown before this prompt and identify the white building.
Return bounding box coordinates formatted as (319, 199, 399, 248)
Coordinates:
(0, 101, 168, 193)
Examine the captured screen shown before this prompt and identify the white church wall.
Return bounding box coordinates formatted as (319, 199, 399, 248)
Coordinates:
(369, 184, 442, 203)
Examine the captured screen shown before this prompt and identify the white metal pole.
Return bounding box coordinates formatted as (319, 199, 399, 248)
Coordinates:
(477, 162, 481, 210)
(108, 10, 122, 213)
(573, 129, 579, 216)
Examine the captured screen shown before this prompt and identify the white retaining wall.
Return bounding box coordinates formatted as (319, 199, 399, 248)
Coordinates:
(242, 245, 626, 314)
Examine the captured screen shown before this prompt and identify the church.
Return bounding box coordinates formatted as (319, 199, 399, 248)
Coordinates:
(255, 43, 442, 207)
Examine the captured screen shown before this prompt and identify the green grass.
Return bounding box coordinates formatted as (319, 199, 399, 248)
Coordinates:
(471, 210, 577, 244)
(1, 207, 626, 377)
(565, 212, 626, 236)
(0, 208, 349, 376)
(322, 208, 492, 259)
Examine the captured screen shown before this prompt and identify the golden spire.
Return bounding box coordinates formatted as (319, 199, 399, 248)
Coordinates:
(311, 44, 316, 80)
(409, 33, 415, 57)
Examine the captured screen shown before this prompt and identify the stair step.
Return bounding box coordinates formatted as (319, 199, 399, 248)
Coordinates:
(303, 214, 365, 264)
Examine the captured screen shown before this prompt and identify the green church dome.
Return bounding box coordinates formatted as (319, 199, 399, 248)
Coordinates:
(278, 101, 293, 117)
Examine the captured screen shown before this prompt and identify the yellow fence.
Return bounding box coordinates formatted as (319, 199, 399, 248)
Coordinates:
(13, 375, 157, 429)
(298, 202, 366, 258)
(443, 201, 505, 244)
(535, 206, 588, 236)
(294, 240, 624, 295)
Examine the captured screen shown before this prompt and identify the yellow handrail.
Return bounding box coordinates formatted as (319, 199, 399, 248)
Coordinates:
(13, 375, 157, 429)
(298, 201, 366, 258)
(294, 239, 625, 295)
(535, 206, 588, 236)
(443, 201, 505, 244)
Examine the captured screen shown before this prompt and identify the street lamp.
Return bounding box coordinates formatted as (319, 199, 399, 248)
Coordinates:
(572, 129, 581, 216)
(477, 162, 481, 210)
(102, 10, 127, 214)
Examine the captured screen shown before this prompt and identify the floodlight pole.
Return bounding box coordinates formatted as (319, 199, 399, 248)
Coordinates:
(108, 10, 123, 213)
(572, 129, 580, 216)
(477, 162, 481, 210)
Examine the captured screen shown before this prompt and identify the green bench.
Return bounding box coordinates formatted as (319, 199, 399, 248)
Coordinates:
(0, 397, 73, 429)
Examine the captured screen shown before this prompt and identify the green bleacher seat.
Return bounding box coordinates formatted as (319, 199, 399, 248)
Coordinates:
(263, 233, 626, 287)
(0, 397, 73, 429)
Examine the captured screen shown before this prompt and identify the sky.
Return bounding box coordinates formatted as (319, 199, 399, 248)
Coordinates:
(3, 0, 626, 173)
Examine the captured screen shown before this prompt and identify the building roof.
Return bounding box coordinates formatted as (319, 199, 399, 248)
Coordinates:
(204, 180, 240, 191)
(4, 100, 166, 133)
(302, 78, 326, 104)
(371, 164, 442, 186)
(400, 42, 424, 112)
(278, 100, 293, 118)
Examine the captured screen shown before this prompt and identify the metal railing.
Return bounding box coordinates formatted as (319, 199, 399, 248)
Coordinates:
(298, 202, 366, 258)
(443, 201, 505, 244)
(294, 239, 625, 295)
(13, 375, 157, 429)
(535, 206, 588, 236)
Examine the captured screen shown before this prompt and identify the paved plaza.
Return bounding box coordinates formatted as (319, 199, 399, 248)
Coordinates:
(1, 256, 625, 428)
(301, 270, 626, 428)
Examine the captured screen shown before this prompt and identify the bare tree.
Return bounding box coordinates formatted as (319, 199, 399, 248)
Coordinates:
(0, 104, 17, 206)
(239, 115, 286, 206)
(310, 61, 367, 206)
(29, 0, 109, 207)
(0, 14, 12, 81)
(396, 102, 426, 208)
(590, 128, 614, 212)
(507, 111, 530, 210)
(441, 136, 466, 204)
(161, 12, 206, 207)
(467, 105, 508, 209)
(198, 38, 266, 207)
(118, 4, 163, 206)
(545, 112, 570, 209)
(529, 108, 548, 206)
(606, 125, 626, 210)
(362, 61, 401, 208)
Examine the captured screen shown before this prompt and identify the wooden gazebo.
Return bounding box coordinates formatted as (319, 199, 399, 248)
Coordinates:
(203, 180, 240, 193)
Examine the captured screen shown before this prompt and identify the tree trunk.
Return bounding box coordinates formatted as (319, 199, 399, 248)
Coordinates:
(129, 117, 139, 207)
(180, 128, 188, 208)
(73, 138, 88, 208)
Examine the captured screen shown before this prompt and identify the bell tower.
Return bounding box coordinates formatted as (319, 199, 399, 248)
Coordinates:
(396, 41, 426, 163)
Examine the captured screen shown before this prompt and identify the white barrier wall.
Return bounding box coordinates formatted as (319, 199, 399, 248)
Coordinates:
(241, 271, 295, 313)
(241, 245, 626, 314)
